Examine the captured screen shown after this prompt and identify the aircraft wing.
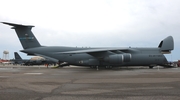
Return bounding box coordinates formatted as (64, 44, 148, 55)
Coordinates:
(2, 22, 34, 28)
(55, 48, 136, 58)
(58, 48, 130, 54)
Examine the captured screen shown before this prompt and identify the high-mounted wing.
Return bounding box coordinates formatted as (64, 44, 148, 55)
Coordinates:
(55, 48, 137, 58)
(58, 48, 129, 54)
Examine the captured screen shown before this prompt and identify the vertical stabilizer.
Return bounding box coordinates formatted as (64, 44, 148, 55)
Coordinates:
(14, 52, 22, 60)
(2, 22, 41, 49)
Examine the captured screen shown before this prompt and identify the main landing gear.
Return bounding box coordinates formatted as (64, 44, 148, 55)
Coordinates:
(90, 66, 113, 70)
(149, 66, 154, 69)
(89, 66, 99, 70)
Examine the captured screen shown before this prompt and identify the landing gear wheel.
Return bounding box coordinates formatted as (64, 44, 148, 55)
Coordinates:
(149, 66, 154, 69)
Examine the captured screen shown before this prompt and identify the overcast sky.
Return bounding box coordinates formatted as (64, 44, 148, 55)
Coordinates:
(0, 0, 179, 61)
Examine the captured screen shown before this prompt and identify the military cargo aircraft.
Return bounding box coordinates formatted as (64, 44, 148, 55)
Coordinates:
(12, 52, 29, 65)
(12, 52, 56, 65)
(2, 22, 174, 69)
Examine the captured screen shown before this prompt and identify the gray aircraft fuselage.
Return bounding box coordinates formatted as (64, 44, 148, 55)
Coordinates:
(2, 22, 173, 68)
(21, 46, 167, 67)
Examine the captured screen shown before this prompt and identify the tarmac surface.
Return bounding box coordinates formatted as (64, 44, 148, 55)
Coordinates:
(0, 64, 180, 100)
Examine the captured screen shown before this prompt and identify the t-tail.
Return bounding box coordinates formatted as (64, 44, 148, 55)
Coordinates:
(14, 52, 22, 60)
(2, 22, 41, 49)
(158, 36, 174, 54)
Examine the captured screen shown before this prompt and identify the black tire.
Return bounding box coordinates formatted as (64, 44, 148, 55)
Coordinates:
(149, 66, 154, 69)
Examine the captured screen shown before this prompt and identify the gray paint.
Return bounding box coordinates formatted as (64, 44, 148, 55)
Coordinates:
(2, 22, 174, 67)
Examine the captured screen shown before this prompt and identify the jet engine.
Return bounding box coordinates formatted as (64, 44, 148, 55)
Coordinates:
(123, 53, 131, 62)
(104, 53, 131, 64)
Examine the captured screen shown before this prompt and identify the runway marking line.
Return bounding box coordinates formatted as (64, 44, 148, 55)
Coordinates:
(0, 76, 9, 77)
(24, 73, 43, 75)
(0, 68, 13, 70)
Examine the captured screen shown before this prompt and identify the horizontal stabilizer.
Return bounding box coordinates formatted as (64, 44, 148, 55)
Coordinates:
(1, 22, 34, 29)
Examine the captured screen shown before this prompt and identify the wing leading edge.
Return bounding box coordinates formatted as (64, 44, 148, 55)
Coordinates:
(54, 48, 137, 58)
(57, 48, 130, 54)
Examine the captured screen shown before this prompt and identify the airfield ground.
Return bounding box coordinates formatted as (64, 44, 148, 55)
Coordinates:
(0, 64, 180, 100)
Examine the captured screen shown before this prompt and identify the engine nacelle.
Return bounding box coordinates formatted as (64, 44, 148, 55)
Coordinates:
(104, 54, 123, 64)
(123, 53, 131, 62)
(104, 53, 131, 64)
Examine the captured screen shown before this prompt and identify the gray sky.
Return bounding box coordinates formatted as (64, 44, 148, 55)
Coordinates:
(0, 0, 179, 61)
